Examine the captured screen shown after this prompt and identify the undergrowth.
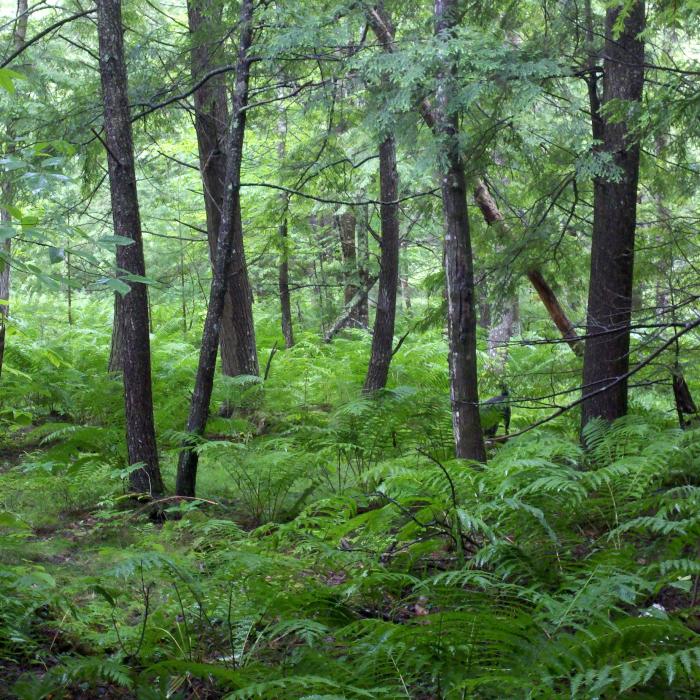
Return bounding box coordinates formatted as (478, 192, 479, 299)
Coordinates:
(1, 298, 698, 699)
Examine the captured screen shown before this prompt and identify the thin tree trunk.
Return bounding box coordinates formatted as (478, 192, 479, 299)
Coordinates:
(487, 299, 518, 373)
(357, 204, 370, 326)
(0, 0, 28, 380)
(277, 104, 294, 348)
(368, 1, 485, 459)
(97, 0, 164, 497)
(363, 135, 400, 393)
(434, 0, 486, 461)
(473, 179, 583, 356)
(187, 0, 258, 377)
(581, 2, 645, 427)
(176, 0, 254, 498)
(337, 211, 360, 325)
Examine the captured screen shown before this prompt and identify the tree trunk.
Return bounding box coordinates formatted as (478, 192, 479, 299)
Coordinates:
(434, 0, 486, 461)
(473, 179, 583, 356)
(277, 104, 294, 348)
(487, 298, 518, 373)
(357, 204, 370, 326)
(176, 0, 254, 498)
(581, 2, 645, 427)
(0, 0, 28, 380)
(324, 275, 378, 343)
(97, 0, 164, 497)
(337, 211, 361, 326)
(187, 0, 257, 377)
(363, 135, 400, 393)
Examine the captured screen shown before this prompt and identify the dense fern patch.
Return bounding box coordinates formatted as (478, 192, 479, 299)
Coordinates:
(1, 300, 699, 699)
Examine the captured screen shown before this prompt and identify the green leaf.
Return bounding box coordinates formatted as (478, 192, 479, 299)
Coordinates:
(48, 247, 65, 264)
(97, 235, 135, 247)
(100, 277, 132, 296)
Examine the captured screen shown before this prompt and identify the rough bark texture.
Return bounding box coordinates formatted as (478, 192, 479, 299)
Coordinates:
(473, 179, 583, 356)
(0, 0, 28, 380)
(277, 105, 294, 348)
(97, 0, 164, 497)
(581, 2, 645, 427)
(188, 0, 258, 377)
(434, 0, 486, 461)
(176, 0, 254, 498)
(363, 135, 400, 393)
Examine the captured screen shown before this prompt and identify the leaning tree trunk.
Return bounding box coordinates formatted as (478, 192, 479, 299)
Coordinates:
(581, 1, 645, 427)
(187, 0, 257, 377)
(473, 179, 582, 356)
(434, 0, 486, 461)
(363, 135, 400, 393)
(0, 0, 28, 380)
(97, 0, 164, 497)
(176, 0, 254, 498)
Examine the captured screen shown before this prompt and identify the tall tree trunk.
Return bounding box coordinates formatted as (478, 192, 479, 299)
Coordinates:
(363, 135, 400, 392)
(0, 0, 28, 380)
(277, 104, 294, 348)
(434, 0, 486, 461)
(581, 2, 645, 427)
(367, 0, 486, 458)
(187, 0, 257, 377)
(97, 0, 164, 497)
(176, 0, 254, 498)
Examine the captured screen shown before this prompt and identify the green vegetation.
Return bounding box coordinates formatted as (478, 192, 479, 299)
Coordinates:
(1, 0, 700, 698)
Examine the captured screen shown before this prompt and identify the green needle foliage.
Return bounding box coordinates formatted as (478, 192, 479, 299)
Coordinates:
(1, 0, 700, 698)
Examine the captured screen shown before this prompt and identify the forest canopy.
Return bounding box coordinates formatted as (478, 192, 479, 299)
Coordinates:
(1, 0, 700, 698)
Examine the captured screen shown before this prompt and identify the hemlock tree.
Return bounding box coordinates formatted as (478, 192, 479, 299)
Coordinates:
(188, 0, 258, 379)
(176, 0, 255, 498)
(96, 0, 164, 497)
(0, 0, 28, 380)
(433, 0, 486, 461)
(363, 3, 400, 394)
(581, 1, 645, 427)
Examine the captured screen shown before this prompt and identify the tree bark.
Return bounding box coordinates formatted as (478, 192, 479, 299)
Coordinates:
(357, 204, 370, 326)
(277, 104, 294, 348)
(434, 0, 486, 461)
(97, 0, 164, 497)
(176, 0, 254, 498)
(337, 210, 361, 325)
(581, 2, 645, 427)
(0, 0, 28, 381)
(367, 0, 486, 459)
(187, 0, 257, 377)
(363, 135, 400, 393)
